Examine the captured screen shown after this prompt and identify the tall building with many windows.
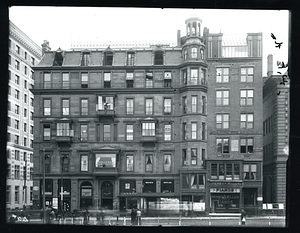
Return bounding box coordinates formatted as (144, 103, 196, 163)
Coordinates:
(31, 16, 263, 215)
(205, 31, 263, 214)
(7, 21, 42, 210)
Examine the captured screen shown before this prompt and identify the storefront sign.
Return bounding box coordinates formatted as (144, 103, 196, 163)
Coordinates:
(257, 196, 263, 201)
(95, 154, 116, 168)
(210, 181, 241, 185)
(210, 188, 240, 193)
(231, 140, 239, 151)
(211, 194, 239, 199)
(33, 186, 39, 191)
(81, 188, 92, 197)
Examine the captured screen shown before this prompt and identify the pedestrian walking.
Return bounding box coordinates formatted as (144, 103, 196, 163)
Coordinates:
(131, 208, 137, 225)
(83, 209, 90, 225)
(136, 208, 142, 226)
(240, 208, 246, 225)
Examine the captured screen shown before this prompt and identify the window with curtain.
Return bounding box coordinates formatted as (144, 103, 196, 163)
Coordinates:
(191, 148, 197, 165)
(164, 154, 171, 171)
(145, 154, 153, 172)
(243, 164, 257, 180)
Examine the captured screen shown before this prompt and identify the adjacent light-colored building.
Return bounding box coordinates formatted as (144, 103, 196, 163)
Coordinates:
(263, 54, 289, 204)
(7, 21, 42, 210)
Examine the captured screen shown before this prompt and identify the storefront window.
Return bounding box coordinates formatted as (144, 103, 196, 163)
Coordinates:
(182, 174, 205, 189)
(143, 179, 156, 193)
(120, 179, 136, 194)
(95, 154, 116, 168)
(161, 180, 174, 193)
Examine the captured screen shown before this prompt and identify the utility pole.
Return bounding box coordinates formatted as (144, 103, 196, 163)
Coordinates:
(23, 158, 27, 210)
(42, 148, 46, 224)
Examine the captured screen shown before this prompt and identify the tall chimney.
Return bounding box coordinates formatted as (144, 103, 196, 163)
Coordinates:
(177, 30, 181, 47)
(267, 54, 273, 77)
(41, 40, 51, 55)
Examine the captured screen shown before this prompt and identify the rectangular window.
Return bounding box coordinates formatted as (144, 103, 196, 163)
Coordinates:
(15, 75, 20, 84)
(81, 73, 88, 88)
(183, 122, 187, 140)
(44, 73, 51, 88)
(6, 186, 11, 203)
(56, 123, 70, 136)
(202, 122, 206, 140)
(145, 72, 153, 88)
(126, 155, 134, 172)
(202, 96, 206, 114)
(97, 96, 114, 110)
(8, 117, 11, 127)
(126, 98, 134, 115)
(15, 119, 19, 129)
(30, 139, 33, 148)
(103, 124, 111, 141)
(43, 124, 51, 140)
(81, 99, 88, 115)
(182, 69, 187, 85)
(31, 57, 35, 66)
(62, 99, 70, 115)
(145, 154, 153, 172)
(240, 90, 254, 105)
(192, 96, 197, 113)
(216, 138, 229, 154)
(30, 125, 33, 134)
(200, 68, 206, 84)
(24, 137, 27, 147)
(216, 67, 229, 82)
(104, 73, 111, 88)
(219, 164, 225, 179)
(164, 72, 172, 87)
(15, 135, 19, 144)
(24, 108, 27, 117)
(15, 104, 19, 114)
(15, 60, 20, 70)
(24, 66, 27, 75)
(182, 149, 187, 166)
(24, 51, 27, 60)
(234, 164, 240, 180)
(126, 124, 134, 141)
(191, 148, 197, 165)
(15, 166, 20, 179)
(15, 89, 19, 99)
(163, 154, 171, 171)
(240, 138, 254, 153)
(126, 72, 134, 88)
(80, 124, 88, 141)
(191, 123, 197, 139)
(142, 122, 155, 136)
(216, 114, 229, 129)
(24, 123, 27, 132)
(211, 164, 218, 179)
(15, 186, 19, 203)
(16, 45, 20, 54)
(164, 124, 172, 141)
(81, 155, 88, 171)
(240, 113, 254, 129)
(15, 150, 20, 160)
(30, 98, 34, 107)
(191, 47, 197, 58)
(182, 96, 187, 113)
(243, 164, 257, 180)
(145, 98, 153, 115)
(226, 164, 232, 180)
(62, 73, 69, 89)
(190, 68, 198, 85)
(24, 94, 27, 103)
(127, 52, 135, 66)
(241, 67, 254, 82)
(24, 80, 27, 89)
(216, 90, 229, 105)
(154, 51, 163, 65)
(164, 98, 171, 114)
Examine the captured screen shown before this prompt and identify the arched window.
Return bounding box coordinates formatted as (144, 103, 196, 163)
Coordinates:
(191, 47, 198, 58)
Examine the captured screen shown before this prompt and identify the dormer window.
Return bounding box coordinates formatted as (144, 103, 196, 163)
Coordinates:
(81, 52, 91, 66)
(53, 49, 64, 66)
(127, 52, 135, 66)
(154, 51, 163, 65)
(103, 51, 113, 66)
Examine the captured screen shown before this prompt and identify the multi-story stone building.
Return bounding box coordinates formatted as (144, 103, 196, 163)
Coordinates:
(7, 21, 42, 210)
(263, 54, 289, 204)
(205, 31, 264, 214)
(31, 16, 263, 215)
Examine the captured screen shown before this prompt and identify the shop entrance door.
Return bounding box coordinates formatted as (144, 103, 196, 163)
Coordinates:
(101, 181, 113, 209)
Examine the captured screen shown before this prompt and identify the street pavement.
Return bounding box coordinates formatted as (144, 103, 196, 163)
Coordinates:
(13, 216, 285, 227)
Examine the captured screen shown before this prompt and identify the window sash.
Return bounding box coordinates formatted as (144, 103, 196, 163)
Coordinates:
(81, 155, 88, 171)
(126, 99, 134, 114)
(145, 99, 153, 115)
(126, 125, 134, 140)
(142, 123, 155, 136)
(164, 124, 171, 141)
(56, 123, 70, 136)
(126, 155, 134, 171)
(164, 154, 171, 171)
(103, 125, 111, 141)
(80, 125, 88, 141)
(164, 98, 171, 113)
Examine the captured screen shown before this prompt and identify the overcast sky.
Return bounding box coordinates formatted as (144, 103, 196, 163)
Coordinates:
(9, 7, 289, 76)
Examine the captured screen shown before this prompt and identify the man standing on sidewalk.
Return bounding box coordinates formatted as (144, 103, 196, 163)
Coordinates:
(240, 208, 246, 225)
(136, 208, 142, 226)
